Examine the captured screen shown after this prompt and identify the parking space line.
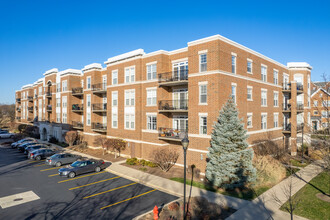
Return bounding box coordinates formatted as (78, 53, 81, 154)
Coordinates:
(29, 160, 45, 163)
(69, 176, 120, 190)
(100, 189, 157, 210)
(48, 173, 59, 177)
(58, 171, 106, 183)
(34, 164, 47, 167)
(83, 182, 137, 199)
(40, 166, 63, 172)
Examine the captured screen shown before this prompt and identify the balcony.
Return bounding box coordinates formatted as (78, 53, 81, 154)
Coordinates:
(27, 117, 33, 122)
(16, 98, 21, 103)
(72, 104, 84, 113)
(282, 123, 291, 134)
(158, 70, 188, 87)
(16, 107, 21, 112)
(34, 94, 38, 99)
(16, 117, 21, 122)
(28, 96, 33, 102)
(297, 103, 304, 112)
(282, 83, 304, 94)
(35, 106, 38, 111)
(28, 106, 33, 112)
(297, 84, 303, 94)
(158, 100, 188, 113)
(92, 83, 107, 94)
(46, 91, 52, 98)
(158, 127, 188, 142)
(72, 87, 84, 96)
(92, 103, 107, 113)
(282, 103, 291, 113)
(92, 122, 107, 133)
(72, 121, 84, 130)
(47, 105, 52, 112)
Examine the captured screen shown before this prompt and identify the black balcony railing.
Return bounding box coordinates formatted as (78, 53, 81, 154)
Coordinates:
(297, 123, 304, 131)
(158, 127, 188, 140)
(28, 96, 33, 101)
(28, 106, 33, 112)
(46, 90, 52, 98)
(282, 103, 291, 111)
(158, 100, 188, 111)
(35, 106, 38, 110)
(283, 123, 291, 132)
(72, 87, 83, 95)
(297, 103, 304, 111)
(91, 122, 107, 132)
(72, 121, 84, 129)
(72, 104, 84, 111)
(158, 70, 189, 84)
(16, 117, 21, 121)
(282, 83, 291, 90)
(34, 94, 38, 99)
(47, 105, 52, 111)
(92, 103, 107, 111)
(27, 117, 33, 121)
(16, 98, 21, 102)
(16, 107, 21, 112)
(92, 83, 107, 92)
(297, 83, 303, 92)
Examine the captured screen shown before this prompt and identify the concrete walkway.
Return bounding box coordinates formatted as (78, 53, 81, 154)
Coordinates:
(43, 141, 325, 219)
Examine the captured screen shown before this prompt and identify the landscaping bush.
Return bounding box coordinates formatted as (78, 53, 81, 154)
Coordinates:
(152, 148, 179, 172)
(18, 124, 27, 133)
(168, 201, 179, 211)
(13, 133, 26, 142)
(126, 158, 139, 165)
(49, 136, 58, 144)
(64, 131, 78, 146)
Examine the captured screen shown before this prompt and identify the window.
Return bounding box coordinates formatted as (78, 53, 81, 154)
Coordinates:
(56, 98, 61, 107)
(147, 64, 157, 80)
(247, 113, 253, 128)
(62, 80, 67, 92)
(200, 53, 207, 72)
(87, 113, 91, 125)
(274, 92, 279, 107)
(231, 84, 237, 103)
(56, 83, 61, 93)
(112, 70, 118, 85)
(146, 89, 157, 106)
(199, 115, 207, 135)
(56, 113, 61, 123)
(147, 115, 157, 130)
(87, 94, 91, 107)
(261, 114, 267, 130)
(112, 113, 118, 128)
(62, 96, 67, 108)
(112, 91, 118, 106)
(231, 54, 236, 74)
(125, 90, 135, 106)
(314, 110, 318, 115)
(62, 113, 67, 123)
(34, 89, 36, 95)
(87, 77, 91, 89)
(261, 65, 267, 82)
(199, 83, 207, 104)
(322, 111, 330, 118)
(247, 59, 252, 74)
(38, 87, 42, 95)
(273, 70, 278, 85)
(323, 101, 330, 107)
(274, 113, 279, 128)
(261, 90, 267, 106)
(125, 66, 135, 83)
(247, 86, 253, 101)
(314, 100, 318, 107)
(125, 114, 135, 129)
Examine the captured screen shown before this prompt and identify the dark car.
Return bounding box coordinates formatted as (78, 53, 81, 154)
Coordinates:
(45, 153, 82, 167)
(59, 159, 106, 178)
(11, 138, 36, 148)
(17, 142, 39, 152)
(25, 145, 47, 155)
(29, 149, 56, 160)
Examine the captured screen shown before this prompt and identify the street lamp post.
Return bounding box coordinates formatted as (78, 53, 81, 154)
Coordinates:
(301, 123, 304, 164)
(181, 136, 189, 220)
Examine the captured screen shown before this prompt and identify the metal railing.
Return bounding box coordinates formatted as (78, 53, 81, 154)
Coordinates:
(297, 83, 303, 92)
(28, 96, 33, 101)
(158, 127, 188, 140)
(16, 107, 21, 112)
(283, 123, 291, 132)
(92, 83, 107, 92)
(16, 98, 21, 102)
(282, 83, 291, 90)
(72, 87, 83, 95)
(72, 121, 84, 129)
(158, 70, 188, 83)
(28, 106, 33, 111)
(34, 94, 38, 99)
(297, 103, 304, 111)
(72, 104, 84, 111)
(27, 117, 33, 121)
(282, 103, 291, 111)
(35, 106, 38, 110)
(16, 117, 21, 121)
(91, 122, 107, 131)
(47, 105, 52, 111)
(46, 90, 52, 97)
(92, 103, 107, 111)
(158, 100, 188, 111)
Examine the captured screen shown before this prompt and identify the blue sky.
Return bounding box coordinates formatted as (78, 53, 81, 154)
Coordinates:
(1, 0, 329, 104)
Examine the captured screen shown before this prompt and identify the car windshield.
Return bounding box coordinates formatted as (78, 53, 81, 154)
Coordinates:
(50, 154, 60, 159)
(71, 161, 87, 167)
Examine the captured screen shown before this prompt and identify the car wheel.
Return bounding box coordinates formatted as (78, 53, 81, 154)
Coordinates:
(95, 166, 101, 172)
(68, 172, 75, 178)
(55, 162, 62, 167)
(35, 156, 41, 161)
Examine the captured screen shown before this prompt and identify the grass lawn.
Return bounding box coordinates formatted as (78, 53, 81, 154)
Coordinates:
(170, 177, 270, 200)
(290, 158, 309, 167)
(280, 171, 330, 220)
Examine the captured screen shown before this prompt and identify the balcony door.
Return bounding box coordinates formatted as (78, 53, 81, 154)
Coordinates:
(173, 115, 188, 131)
(173, 89, 188, 110)
(173, 61, 188, 81)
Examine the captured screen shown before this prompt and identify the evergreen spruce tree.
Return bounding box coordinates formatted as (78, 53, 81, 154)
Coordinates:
(206, 97, 256, 189)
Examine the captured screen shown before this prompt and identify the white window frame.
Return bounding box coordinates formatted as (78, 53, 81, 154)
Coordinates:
(274, 113, 279, 128)
(247, 86, 253, 101)
(87, 113, 91, 126)
(261, 64, 267, 82)
(125, 89, 135, 106)
(112, 70, 118, 85)
(261, 113, 267, 130)
(231, 83, 237, 104)
(62, 80, 67, 92)
(247, 59, 253, 74)
(87, 76, 91, 89)
(274, 91, 279, 107)
(146, 88, 157, 106)
(112, 91, 118, 107)
(199, 113, 208, 135)
(146, 113, 157, 130)
(314, 100, 318, 107)
(199, 81, 208, 105)
(112, 113, 118, 128)
(261, 89, 267, 107)
(146, 63, 157, 80)
(124, 113, 135, 130)
(231, 53, 237, 74)
(125, 66, 135, 83)
(273, 69, 278, 85)
(247, 113, 253, 128)
(199, 52, 207, 72)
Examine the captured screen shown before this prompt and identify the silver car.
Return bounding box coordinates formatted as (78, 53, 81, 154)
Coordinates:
(45, 153, 82, 167)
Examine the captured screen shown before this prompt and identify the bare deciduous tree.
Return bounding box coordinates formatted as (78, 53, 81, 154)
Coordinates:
(65, 131, 78, 146)
(152, 148, 179, 172)
(0, 104, 15, 128)
(94, 136, 110, 155)
(108, 138, 126, 158)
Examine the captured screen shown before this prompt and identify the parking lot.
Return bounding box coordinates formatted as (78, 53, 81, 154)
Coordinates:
(0, 139, 178, 219)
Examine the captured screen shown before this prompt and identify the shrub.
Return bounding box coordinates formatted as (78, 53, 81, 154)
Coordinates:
(49, 136, 58, 144)
(152, 148, 179, 172)
(145, 161, 157, 168)
(126, 158, 139, 165)
(18, 124, 27, 133)
(168, 202, 180, 211)
(65, 131, 78, 146)
(108, 138, 126, 158)
(13, 133, 26, 142)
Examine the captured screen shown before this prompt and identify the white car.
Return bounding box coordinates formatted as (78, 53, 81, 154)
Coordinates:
(0, 131, 15, 139)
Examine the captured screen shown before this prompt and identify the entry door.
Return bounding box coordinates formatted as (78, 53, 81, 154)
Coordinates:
(173, 61, 188, 81)
(173, 89, 188, 109)
(173, 116, 188, 131)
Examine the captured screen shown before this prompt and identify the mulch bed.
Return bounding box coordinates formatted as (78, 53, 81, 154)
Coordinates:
(67, 146, 125, 163)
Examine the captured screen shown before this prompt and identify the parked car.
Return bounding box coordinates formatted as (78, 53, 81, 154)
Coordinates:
(59, 159, 106, 178)
(17, 142, 39, 152)
(25, 145, 48, 155)
(29, 149, 56, 160)
(0, 131, 15, 139)
(46, 153, 82, 167)
(11, 138, 36, 148)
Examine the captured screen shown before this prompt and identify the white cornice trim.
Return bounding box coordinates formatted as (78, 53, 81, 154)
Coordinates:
(187, 35, 288, 69)
(287, 62, 312, 70)
(188, 70, 282, 88)
(43, 68, 58, 76)
(106, 135, 169, 146)
(107, 79, 158, 88)
(82, 63, 103, 72)
(59, 69, 82, 77)
(105, 49, 145, 65)
(168, 47, 188, 55)
(142, 129, 158, 134)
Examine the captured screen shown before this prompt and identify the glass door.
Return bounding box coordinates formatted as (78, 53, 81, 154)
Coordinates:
(173, 61, 188, 81)
(173, 89, 188, 110)
(173, 116, 188, 131)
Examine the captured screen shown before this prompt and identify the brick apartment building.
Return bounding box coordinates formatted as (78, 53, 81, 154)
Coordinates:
(15, 35, 312, 172)
(310, 82, 330, 131)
